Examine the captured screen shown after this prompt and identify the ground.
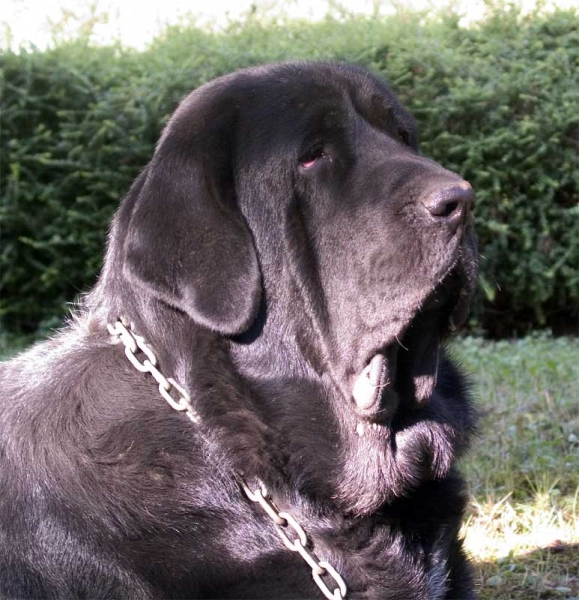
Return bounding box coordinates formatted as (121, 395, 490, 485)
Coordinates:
(453, 336, 579, 600)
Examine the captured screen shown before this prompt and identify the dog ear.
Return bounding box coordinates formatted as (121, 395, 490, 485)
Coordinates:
(122, 90, 261, 336)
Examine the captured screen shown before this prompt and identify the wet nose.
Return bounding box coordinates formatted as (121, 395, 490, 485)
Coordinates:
(421, 182, 474, 232)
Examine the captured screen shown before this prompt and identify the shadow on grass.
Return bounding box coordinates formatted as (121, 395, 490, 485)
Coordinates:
(475, 542, 579, 600)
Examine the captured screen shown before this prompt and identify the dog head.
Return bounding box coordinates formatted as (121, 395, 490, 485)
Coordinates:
(100, 62, 477, 510)
(111, 62, 476, 403)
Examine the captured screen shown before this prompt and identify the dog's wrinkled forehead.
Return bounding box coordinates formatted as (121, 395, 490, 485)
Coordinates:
(236, 63, 418, 152)
(171, 63, 418, 162)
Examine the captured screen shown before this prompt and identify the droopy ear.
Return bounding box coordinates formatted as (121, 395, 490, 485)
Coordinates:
(122, 89, 261, 335)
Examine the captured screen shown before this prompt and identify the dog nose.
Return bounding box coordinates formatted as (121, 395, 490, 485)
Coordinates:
(421, 182, 474, 232)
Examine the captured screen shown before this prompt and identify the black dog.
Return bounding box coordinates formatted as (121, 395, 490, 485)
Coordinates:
(0, 62, 478, 599)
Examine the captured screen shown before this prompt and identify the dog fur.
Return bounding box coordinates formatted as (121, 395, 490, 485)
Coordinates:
(0, 62, 478, 599)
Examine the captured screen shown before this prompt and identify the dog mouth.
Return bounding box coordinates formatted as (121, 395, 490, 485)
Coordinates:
(352, 266, 470, 424)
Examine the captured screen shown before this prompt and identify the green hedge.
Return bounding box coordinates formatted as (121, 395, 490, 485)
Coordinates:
(1, 6, 578, 336)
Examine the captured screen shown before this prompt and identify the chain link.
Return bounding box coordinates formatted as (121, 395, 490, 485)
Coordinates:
(108, 318, 347, 599)
(241, 479, 347, 600)
(107, 319, 200, 423)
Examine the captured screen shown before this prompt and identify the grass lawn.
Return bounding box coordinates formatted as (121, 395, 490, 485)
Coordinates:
(1, 333, 578, 597)
(452, 336, 579, 600)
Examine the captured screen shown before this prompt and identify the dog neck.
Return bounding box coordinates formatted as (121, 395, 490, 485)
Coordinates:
(89, 267, 466, 519)
(90, 293, 388, 515)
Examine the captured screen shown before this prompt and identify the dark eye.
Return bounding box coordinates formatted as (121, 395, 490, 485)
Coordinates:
(398, 128, 410, 146)
(299, 141, 325, 169)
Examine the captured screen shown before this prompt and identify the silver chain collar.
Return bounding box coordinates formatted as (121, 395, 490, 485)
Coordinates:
(107, 318, 347, 600)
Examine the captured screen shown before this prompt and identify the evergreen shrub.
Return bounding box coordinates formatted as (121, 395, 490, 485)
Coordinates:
(1, 6, 577, 335)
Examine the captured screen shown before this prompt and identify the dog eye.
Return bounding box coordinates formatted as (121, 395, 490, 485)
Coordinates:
(398, 128, 411, 146)
(299, 142, 326, 169)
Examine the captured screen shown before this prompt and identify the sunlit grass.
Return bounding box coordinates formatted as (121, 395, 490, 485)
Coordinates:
(452, 336, 579, 599)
